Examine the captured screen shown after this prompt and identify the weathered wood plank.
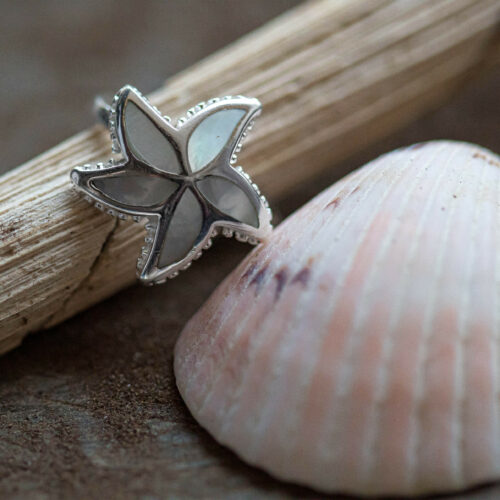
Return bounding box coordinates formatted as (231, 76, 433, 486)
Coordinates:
(1, 0, 499, 353)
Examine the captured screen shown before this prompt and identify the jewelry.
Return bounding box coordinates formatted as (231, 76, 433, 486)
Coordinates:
(71, 86, 272, 285)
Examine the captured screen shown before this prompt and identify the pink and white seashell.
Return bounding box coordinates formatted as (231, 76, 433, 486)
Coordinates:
(174, 141, 500, 497)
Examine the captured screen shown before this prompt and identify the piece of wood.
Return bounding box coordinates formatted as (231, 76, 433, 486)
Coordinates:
(0, 0, 499, 354)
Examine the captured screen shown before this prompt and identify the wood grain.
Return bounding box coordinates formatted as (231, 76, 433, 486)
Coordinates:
(1, 0, 499, 353)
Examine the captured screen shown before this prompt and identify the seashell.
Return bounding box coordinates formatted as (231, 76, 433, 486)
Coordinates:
(174, 141, 500, 497)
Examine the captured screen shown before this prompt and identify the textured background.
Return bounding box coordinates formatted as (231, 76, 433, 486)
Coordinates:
(1, 1, 500, 498)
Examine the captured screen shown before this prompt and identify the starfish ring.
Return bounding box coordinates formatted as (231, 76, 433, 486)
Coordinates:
(70, 85, 272, 285)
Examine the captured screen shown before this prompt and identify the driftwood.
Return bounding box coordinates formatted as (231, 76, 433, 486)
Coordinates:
(0, 0, 499, 354)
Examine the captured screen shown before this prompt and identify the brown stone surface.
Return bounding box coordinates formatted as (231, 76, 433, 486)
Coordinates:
(2, 1, 500, 498)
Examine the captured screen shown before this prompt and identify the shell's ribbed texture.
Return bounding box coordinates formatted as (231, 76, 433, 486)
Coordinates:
(174, 141, 500, 496)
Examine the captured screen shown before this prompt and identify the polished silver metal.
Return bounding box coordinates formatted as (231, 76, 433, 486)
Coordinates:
(71, 85, 272, 285)
(94, 95, 113, 128)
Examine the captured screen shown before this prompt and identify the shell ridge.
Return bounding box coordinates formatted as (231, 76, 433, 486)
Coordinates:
(360, 142, 456, 489)
(317, 146, 433, 488)
(494, 166, 500, 474)
(406, 144, 467, 490)
(471, 154, 500, 481)
(309, 150, 415, 483)
(452, 153, 490, 486)
(357, 146, 441, 485)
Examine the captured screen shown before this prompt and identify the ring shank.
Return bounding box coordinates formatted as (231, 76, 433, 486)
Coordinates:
(94, 96, 112, 128)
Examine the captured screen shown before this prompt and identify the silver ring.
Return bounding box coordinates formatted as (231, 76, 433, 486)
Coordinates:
(71, 85, 272, 285)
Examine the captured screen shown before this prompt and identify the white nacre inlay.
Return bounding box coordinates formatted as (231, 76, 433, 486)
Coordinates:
(92, 173, 178, 207)
(188, 109, 246, 172)
(196, 175, 258, 227)
(124, 102, 182, 174)
(159, 189, 203, 267)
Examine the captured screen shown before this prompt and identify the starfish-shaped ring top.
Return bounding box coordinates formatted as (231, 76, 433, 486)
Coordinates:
(71, 85, 272, 285)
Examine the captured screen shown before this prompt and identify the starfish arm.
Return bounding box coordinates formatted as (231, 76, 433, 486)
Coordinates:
(112, 85, 185, 176)
(138, 187, 210, 283)
(71, 161, 180, 217)
(178, 96, 262, 175)
(194, 165, 272, 240)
